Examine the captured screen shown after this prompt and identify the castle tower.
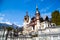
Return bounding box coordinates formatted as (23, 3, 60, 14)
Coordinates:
(23, 11, 31, 26)
(24, 11, 29, 23)
(23, 11, 32, 35)
(35, 5, 40, 20)
(35, 5, 40, 31)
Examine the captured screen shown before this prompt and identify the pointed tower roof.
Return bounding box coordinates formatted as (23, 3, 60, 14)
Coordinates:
(36, 5, 38, 11)
(24, 11, 29, 18)
(26, 11, 28, 16)
(35, 5, 40, 15)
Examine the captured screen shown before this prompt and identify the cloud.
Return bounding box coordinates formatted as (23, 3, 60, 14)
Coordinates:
(0, 20, 12, 25)
(0, 13, 12, 25)
(0, 17, 4, 20)
(0, 13, 5, 17)
(40, 6, 52, 18)
(0, 21, 12, 25)
(5, 21, 12, 25)
(40, 6, 50, 13)
(41, 12, 51, 18)
(40, 9, 47, 12)
(40, 6, 51, 12)
(56, 8, 60, 11)
(0, 13, 5, 22)
(0, 17, 12, 25)
(40, 3, 54, 13)
(0, 13, 22, 26)
(13, 22, 22, 27)
(15, 24, 22, 27)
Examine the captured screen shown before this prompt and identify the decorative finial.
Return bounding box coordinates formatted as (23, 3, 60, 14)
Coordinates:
(35, 5, 40, 15)
(36, 5, 38, 8)
(26, 11, 28, 16)
(36, 5, 38, 11)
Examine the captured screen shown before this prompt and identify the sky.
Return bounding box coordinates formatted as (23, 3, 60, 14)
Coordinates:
(0, 0, 60, 26)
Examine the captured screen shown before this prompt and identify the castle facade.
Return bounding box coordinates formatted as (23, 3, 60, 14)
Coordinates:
(23, 6, 56, 35)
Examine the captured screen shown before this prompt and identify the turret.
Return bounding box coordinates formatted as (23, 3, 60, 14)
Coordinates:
(23, 11, 31, 26)
(24, 11, 29, 23)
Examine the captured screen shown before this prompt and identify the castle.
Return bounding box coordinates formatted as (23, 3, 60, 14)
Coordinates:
(0, 6, 60, 40)
(22, 6, 56, 35)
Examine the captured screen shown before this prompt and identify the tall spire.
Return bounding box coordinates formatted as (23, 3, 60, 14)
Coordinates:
(36, 5, 38, 11)
(26, 11, 28, 16)
(35, 5, 40, 16)
(36, 5, 39, 14)
(36, 5, 38, 9)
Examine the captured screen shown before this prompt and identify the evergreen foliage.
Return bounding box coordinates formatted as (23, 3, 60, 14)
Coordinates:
(51, 10, 60, 25)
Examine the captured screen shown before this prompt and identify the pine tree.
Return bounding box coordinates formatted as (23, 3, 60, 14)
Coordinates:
(51, 10, 60, 25)
(57, 14, 60, 25)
